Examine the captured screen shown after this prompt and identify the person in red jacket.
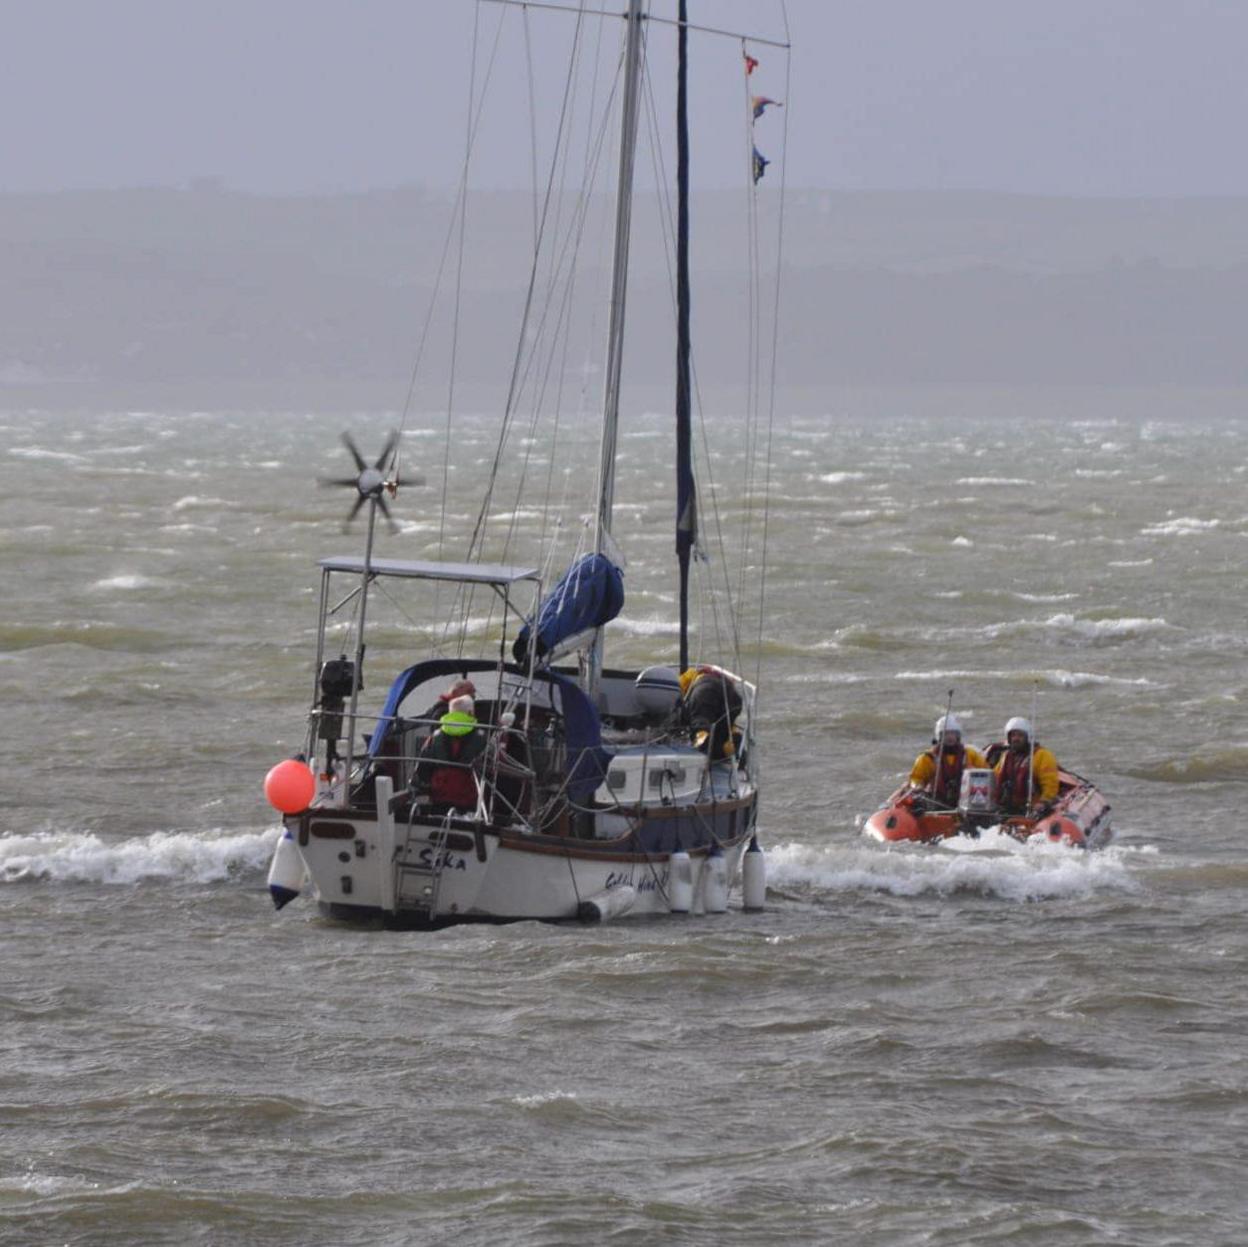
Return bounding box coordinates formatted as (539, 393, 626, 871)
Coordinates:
(414, 695, 487, 813)
(992, 717, 1059, 816)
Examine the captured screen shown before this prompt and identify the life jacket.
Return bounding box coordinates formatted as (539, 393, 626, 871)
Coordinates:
(424, 732, 482, 809)
(929, 744, 968, 807)
(996, 745, 1036, 813)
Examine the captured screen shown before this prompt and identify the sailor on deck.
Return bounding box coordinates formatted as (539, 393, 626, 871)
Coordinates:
(413, 694, 487, 813)
(909, 714, 986, 808)
(680, 665, 743, 760)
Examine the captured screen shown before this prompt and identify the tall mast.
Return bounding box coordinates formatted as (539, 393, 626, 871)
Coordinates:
(675, 0, 695, 673)
(588, 0, 646, 697)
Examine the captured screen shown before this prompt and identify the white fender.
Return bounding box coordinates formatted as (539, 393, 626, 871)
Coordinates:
(742, 835, 766, 912)
(704, 843, 728, 914)
(668, 850, 693, 913)
(375, 775, 397, 913)
(267, 827, 304, 911)
(577, 884, 637, 924)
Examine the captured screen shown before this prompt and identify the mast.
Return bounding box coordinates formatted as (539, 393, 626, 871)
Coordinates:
(588, 0, 646, 697)
(675, 0, 695, 674)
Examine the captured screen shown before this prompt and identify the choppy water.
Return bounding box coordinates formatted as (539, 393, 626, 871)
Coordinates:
(3, 405, 1247, 1245)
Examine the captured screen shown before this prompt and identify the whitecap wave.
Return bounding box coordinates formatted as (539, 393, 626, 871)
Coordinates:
(891, 667, 1154, 688)
(513, 1091, 579, 1107)
(1141, 517, 1220, 536)
(9, 446, 87, 463)
(981, 613, 1170, 642)
(91, 574, 158, 591)
(955, 476, 1032, 486)
(612, 617, 680, 637)
(764, 838, 1139, 903)
(0, 827, 278, 885)
(171, 495, 233, 511)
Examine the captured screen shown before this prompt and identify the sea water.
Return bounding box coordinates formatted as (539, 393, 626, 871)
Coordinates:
(2, 405, 1246, 1245)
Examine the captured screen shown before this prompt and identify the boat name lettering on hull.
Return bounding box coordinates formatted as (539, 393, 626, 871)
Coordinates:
(605, 869, 669, 893)
(419, 847, 467, 871)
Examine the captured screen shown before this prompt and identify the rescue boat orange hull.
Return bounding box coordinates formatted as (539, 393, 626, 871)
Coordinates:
(863, 769, 1112, 850)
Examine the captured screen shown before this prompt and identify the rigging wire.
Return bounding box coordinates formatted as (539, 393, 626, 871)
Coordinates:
(497, 44, 621, 565)
(531, 7, 611, 573)
(753, 0, 792, 695)
(388, 5, 504, 534)
(467, 8, 634, 660)
(465, 6, 624, 649)
(736, 38, 761, 633)
(462, 4, 605, 570)
(446, 2, 604, 654)
(523, 3, 541, 255)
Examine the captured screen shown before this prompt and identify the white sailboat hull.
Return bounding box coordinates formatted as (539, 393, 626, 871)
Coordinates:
(285, 781, 757, 926)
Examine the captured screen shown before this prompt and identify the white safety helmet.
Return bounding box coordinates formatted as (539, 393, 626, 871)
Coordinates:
(1004, 716, 1032, 740)
(934, 713, 962, 738)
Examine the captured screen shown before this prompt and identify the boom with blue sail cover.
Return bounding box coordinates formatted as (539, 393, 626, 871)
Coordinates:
(513, 553, 625, 666)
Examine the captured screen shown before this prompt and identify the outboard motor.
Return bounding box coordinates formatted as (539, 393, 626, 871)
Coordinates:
(958, 767, 997, 835)
(634, 665, 682, 718)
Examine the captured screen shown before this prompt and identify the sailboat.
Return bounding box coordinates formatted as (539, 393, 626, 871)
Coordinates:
(263, 1, 786, 926)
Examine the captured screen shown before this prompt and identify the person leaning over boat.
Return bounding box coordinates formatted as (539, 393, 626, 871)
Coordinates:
(991, 716, 1059, 816)
(908, 714, 986, 808)
(412, 694, 487, 812)
(679, 665, 743, 760)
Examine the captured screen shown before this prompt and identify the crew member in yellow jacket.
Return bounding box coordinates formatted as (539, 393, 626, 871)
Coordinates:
(909, 713, 986, 808)
(679, 665, 743, 759)
(992, 716, 1059, 815)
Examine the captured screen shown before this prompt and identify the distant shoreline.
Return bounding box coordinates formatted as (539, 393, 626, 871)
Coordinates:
(5, 186, 1248, 394)
(4, 380, 1246, 421)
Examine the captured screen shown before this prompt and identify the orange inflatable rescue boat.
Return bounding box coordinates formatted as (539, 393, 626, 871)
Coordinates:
(864, 762, 1113, 850)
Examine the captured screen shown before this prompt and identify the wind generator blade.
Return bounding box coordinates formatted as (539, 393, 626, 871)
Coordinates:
(319, 476, 361, 488)
(377, 496, 399, 534)
(373, 430, 399, 473)
(343, 494, 368, 530)
(394, 473, 426, 489)
(341, 432, 367, 473)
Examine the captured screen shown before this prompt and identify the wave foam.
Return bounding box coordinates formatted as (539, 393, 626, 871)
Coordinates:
(0, 827, 277, 885)
(171, 495, 232, 511)
(612, 617, 680, 637)
(764, 838, 1139, 903)
(891, 667, 1154, 689)
(955, 476, 1032, 486)
(982, 613, 1170, 642)
(8, 446, 87, 464)
(91, 574, 158, 591)
(1141, 517, 1220, 537)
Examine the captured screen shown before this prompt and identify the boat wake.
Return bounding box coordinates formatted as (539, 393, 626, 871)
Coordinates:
(763, 837, 1144, 903)
(0, 827, 277, 885)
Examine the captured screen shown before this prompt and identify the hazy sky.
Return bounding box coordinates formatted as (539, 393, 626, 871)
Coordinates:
(5, 0, 1246, 198)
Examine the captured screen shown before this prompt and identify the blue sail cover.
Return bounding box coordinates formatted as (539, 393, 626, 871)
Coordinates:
(513, 553, 624, 666)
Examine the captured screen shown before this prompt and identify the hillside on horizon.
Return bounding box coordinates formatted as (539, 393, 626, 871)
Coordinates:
(4, 185, 1248, 408)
